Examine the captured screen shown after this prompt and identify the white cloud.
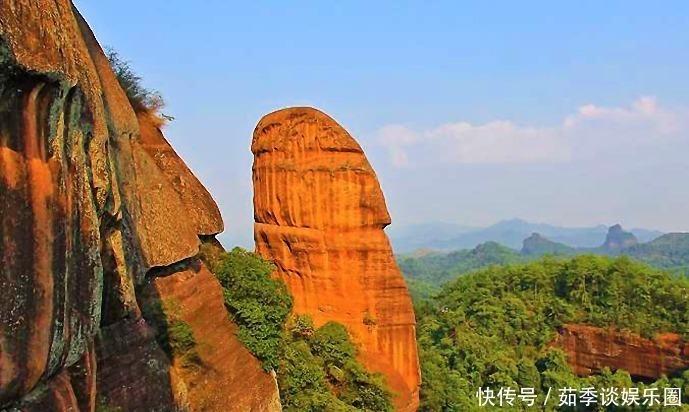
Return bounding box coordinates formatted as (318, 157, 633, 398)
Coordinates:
(376, 124, 420, 167)
(426, 120, 569, 164)
(378, 97, 687, 166)
(377, 124, 420, 146)
(388, 146, 412, 167)
(564, 96, 681, 136)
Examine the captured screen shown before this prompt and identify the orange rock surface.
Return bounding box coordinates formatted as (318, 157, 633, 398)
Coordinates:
(147, 259, 282, 411)
(0, 2, 280, 410)
(554, 324, 689, 379)
(138, 113, 224, 237)
(252, 107, 421, 411)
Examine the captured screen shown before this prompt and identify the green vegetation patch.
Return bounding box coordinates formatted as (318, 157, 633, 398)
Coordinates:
(105, 47, 169, 120)
(399, 241, 529, 300)
(142, 298, 201, 368)
(211, 247, 292, 371)
(279, 316, 393, 412)
(415, 255, 689, 411)
(210, 247, 393, 411)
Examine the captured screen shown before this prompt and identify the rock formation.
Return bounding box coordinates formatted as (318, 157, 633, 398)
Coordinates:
(252, 107, 421, 411)
(602, 224, 639, 252)
(0, 2, 280, 410)
(141, 254, 282, 411)
(554, 324, 689, 380)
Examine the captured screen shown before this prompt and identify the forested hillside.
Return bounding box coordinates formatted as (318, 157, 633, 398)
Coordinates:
(627, 234, 689, 275)
(399, 231, 689, 298)
(415, 255, 689, 411)
(399, 242, 526, 299)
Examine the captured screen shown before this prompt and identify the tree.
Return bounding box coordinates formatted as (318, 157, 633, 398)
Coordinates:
(211, 247, 394, 410)
(212, 247, 292, 371)
(414, 255, 689, 410)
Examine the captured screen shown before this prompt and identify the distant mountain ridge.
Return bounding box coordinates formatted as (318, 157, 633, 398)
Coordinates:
(398, 224, 689, 299)
(603, 224, 639, 251)
(520, 225, 685, 264)
(388, 218, 664, 253)
(522, 224, 641, 256)
(521, 233, 577, 256)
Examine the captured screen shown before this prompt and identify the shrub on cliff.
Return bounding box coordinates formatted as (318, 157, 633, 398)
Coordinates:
(211, 249, 394, 411)
(141, 298, 201, 368)
(105, 47, 170, 122)
(211, 247, 293, 371)
(279, 318, 394, 412)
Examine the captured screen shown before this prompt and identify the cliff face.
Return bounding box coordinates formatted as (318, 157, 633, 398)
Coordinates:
(554, 324, 689, 380)
(603, 224, 639, 252)
(141, 254, 282, 412)
(252, 107, 421, 411)
(137, 113, 224, 236)
(0, 2, 279, 411)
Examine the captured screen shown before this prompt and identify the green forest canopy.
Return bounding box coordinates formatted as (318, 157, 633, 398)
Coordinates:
(414, 255, 689, 411)
(399, 234, 689, 300)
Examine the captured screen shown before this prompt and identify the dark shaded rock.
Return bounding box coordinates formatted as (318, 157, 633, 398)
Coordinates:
(95, 320, 176, 412)
(0, 2, 281, 411)
(5, 343, 96, 412)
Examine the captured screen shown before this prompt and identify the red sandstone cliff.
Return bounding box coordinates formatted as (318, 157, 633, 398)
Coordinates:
(554, 324, 689, 380)
(0, 2, 280, 411)
(252, 107, 421, 411)
(142, 255, 282, 411)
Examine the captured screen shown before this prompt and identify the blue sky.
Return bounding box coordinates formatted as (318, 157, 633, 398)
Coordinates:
(76, 1, 689, 247)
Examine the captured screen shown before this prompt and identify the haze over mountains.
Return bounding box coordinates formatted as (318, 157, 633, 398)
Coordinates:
(387, 218, 664, 253)
(398, 223, 689, 296)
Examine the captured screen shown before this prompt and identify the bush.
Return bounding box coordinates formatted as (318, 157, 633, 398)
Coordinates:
(105, 47, 169, 119)
(142, 298, 201, 368)
(309, 322, 357, 366)
(212, 247, 293, 371)
(211, 247, 394, 411)
(289, 314, 315, 339)
(280, 320, 394, 412)
(168, 320, 195, 355)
